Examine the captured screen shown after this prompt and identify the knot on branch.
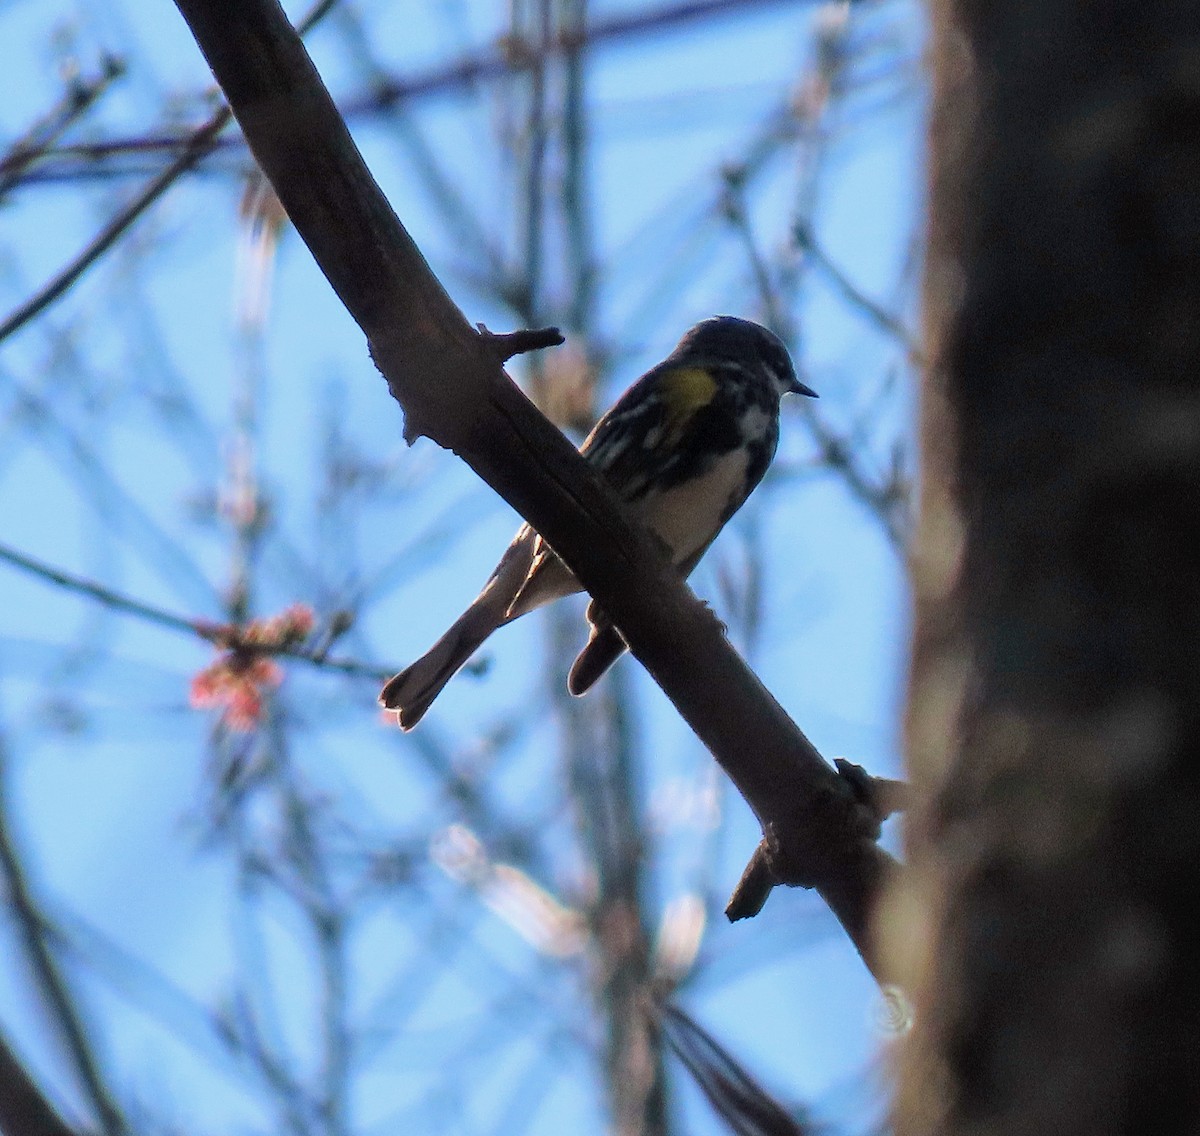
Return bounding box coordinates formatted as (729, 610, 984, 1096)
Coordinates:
(725, 761, 909, 922)
(477, 323, 565, 364)
(768, 761, 907, 882)
(762, 814, 857, 892)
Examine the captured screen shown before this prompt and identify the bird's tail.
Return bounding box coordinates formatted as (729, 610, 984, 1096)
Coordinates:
(380, 535, 539, 729)
(379, 596, 505, 729)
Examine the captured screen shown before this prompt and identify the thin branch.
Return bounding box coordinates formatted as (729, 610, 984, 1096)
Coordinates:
(658, 1002, 814, 1136)
(264, 757, 353, 1136)
(0, 541, 394, 682)
(0, 105, 231, 344)
(561, 0, 596, 334)
(0, 0, 339, 345)
(833, 757, 910, 821)
(479, 324, 565, 362)
(0, 55, 125, 198)
(801, 405, 910, 551)
(0, 540, 204, 639)
(721, 179, 911, 550)
(10, 0, 833, 191)
(227, 990, 312, 1136)
(793, 220, 924, 366)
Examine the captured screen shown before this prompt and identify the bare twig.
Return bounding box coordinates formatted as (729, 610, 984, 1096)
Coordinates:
(227, 990, 312, 1134)
(479, 324, 565, 362)
(13, 0, 804, 185)
(721, 179, 912, 550)
(725, 850, 777, 921)
(833, 757, 910, 822)
(0, 541, 394, 681)
(793, 220, 924, 366)
(0, 105, 231, 344)
(0, 55, 125, 198)
(658, 1002, 815, 1136)
(0, 0, 339, 345)
(801, 406, 910, 550)
(0, 540, 205, 638)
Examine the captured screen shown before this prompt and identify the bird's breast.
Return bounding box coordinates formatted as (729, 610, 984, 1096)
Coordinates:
(630, 447, 751, 565)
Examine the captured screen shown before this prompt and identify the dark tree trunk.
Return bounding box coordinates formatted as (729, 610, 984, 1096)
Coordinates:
(892, 1, 1200, 1133)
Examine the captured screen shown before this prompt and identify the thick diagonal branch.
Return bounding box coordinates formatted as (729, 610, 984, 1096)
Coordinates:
(171, 0, 898, 980)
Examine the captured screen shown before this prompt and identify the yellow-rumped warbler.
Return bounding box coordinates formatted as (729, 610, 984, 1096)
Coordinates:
(380, 316, 814, 728)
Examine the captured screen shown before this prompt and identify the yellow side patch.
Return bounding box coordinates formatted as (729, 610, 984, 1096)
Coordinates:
(660, 367, 717, 443)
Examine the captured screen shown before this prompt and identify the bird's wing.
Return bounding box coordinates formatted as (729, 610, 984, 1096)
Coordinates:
(580, 364, 720, 500)
(509, 363, 723, 616)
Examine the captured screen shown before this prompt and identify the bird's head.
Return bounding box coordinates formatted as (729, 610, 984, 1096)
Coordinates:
(674, 316, 817, 400)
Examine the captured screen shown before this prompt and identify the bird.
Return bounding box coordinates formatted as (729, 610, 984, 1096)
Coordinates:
(380, 315, 815, 729)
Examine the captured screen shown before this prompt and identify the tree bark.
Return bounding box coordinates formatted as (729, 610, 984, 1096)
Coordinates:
(891, 1, 1200, 1133)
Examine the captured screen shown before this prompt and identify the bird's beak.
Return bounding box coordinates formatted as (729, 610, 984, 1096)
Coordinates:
(789, 376, 818, 398)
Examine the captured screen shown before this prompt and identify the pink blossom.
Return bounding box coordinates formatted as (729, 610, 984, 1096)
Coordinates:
(188, 604, 311, 731)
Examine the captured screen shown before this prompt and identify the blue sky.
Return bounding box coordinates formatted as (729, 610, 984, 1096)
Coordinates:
(0, 0, 925, 1132)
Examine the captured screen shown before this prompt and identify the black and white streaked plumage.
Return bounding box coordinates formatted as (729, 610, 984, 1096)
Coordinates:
(380, 316, 815, 729)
